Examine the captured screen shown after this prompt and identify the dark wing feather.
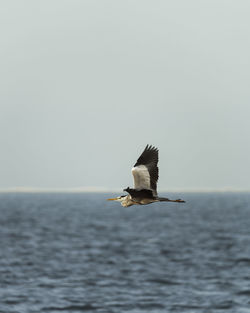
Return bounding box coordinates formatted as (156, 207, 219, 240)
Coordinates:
(124, 187, 154, 199)
(134, 145, 159, 193)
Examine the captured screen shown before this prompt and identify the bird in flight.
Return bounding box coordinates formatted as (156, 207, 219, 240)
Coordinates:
(107, 145, 185, 207)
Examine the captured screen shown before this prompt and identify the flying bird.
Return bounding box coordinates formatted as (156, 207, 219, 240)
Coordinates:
(107, 145, 185, 207)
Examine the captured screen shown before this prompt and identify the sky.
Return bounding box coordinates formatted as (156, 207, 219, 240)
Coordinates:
(1, 0, 250, 191)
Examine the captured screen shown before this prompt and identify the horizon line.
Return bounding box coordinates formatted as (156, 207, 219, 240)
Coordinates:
(0, 186, 250, 193)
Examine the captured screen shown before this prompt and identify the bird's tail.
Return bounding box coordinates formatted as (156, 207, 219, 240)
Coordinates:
(158, 197, 185, 203)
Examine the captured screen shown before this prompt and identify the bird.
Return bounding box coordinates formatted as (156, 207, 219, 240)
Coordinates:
(107, 145, 185, 207)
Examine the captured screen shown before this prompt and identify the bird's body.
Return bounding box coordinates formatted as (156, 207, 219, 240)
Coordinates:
(108, 145, 185, 207)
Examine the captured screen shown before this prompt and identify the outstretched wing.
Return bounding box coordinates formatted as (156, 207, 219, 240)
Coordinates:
(131, 145, 159, 196)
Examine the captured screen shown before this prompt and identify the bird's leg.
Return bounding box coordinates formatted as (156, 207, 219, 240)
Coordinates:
(170, 199, 185, 203)
(158, 197, 185, 203)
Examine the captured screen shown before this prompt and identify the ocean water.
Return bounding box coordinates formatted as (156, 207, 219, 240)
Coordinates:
(0, 192, 250, 313)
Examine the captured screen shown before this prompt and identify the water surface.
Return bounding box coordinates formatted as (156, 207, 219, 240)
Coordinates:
(0, 192, 250, 312)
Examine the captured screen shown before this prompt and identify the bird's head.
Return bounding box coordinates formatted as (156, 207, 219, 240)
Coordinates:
(107, 195, 127, 202)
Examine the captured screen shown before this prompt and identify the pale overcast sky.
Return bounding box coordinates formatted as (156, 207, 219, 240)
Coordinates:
(1, 0, 250, 190)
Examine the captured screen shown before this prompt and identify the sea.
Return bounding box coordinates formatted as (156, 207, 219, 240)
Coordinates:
(0, 192, 250, 313)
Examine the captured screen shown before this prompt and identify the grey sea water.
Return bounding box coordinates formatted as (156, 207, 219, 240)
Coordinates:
(0, 192, 250, 313)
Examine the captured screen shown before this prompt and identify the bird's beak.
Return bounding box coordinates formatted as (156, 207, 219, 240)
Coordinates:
(107, 198, 117, 201)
